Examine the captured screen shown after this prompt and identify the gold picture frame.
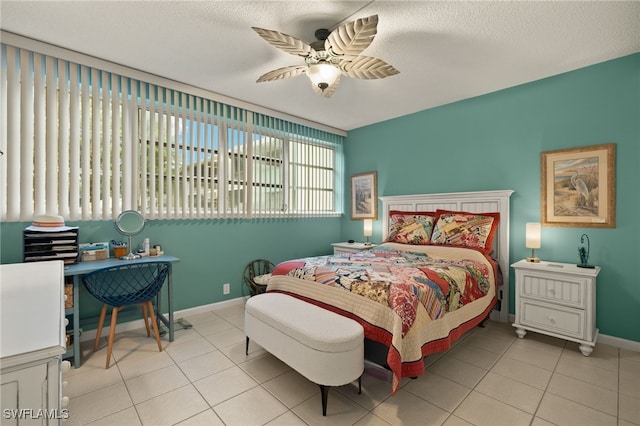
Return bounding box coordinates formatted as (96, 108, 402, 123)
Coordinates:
(541, 143, 616, 228)
(351, 171, 377, 220)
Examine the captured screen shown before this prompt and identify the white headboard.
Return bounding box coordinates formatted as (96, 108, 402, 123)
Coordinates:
(379, 190, 514, 322)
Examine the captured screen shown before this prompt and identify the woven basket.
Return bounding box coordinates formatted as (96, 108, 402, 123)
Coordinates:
(64, 283, 74, 308)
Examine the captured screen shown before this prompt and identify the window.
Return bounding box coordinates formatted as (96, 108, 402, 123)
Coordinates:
(288, 138, 336, 214)
(251, 132, 285, 215)
(0, 43, 344, 221)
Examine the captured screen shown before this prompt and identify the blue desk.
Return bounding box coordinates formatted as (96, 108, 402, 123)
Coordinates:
(64, 255, 180, 367)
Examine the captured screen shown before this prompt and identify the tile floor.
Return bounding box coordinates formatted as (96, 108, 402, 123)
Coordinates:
(65, 302, 640, 426)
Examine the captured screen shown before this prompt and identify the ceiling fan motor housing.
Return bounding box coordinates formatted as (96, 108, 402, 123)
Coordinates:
(314, 28, 330, 41)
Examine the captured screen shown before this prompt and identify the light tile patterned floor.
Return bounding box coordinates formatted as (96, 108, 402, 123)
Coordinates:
(65, 302, 640, 426)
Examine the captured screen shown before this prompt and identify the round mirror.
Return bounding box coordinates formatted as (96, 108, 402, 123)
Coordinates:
(114, 210, 145, 260)
(115, 210, 145, 235)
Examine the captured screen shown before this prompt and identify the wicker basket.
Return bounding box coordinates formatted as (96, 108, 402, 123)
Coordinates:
(64, 283, 73, 308)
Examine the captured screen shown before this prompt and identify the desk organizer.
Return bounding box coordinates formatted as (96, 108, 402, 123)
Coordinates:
(23, 227, 79, 265)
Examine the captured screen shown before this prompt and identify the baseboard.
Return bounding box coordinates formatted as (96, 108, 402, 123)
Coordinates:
(506, 313, 640, 352)
(598, 333, 640, 352)
(82, 299, 640, 352)
(80, 296, 249, 342)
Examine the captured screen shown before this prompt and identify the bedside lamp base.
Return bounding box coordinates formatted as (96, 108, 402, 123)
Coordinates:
(526, 257, 540, 263)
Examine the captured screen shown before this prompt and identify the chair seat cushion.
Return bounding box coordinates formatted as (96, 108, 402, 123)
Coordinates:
(253, 273, 272, 285)
(245, 293, 363, 353)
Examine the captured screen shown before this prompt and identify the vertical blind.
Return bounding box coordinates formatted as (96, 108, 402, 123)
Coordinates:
(0, 43, 344, 222)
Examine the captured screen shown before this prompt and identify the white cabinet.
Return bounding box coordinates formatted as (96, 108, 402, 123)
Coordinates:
(0, 261, 69, 424)
(1, 349, 69, 424)
(512, 259, 600, 356)
(331, 242, 376, 254)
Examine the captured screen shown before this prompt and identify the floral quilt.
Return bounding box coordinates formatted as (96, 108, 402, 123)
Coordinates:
(268, 242, 497, 394)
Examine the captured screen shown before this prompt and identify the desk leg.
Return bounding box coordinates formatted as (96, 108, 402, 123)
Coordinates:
(155, 264, 174, 342)
(168, 264, 174, 342)
(73, 276, 81, 367)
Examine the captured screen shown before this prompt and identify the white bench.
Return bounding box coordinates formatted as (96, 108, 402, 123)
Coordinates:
(245, 292, 364, 416)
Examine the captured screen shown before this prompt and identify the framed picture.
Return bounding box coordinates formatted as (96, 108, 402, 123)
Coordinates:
(541, 143, 616, 228)
(351, 171, 377, 220)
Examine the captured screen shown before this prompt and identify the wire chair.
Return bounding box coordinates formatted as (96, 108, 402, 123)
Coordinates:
(82, 262, 170, 368)
(243, 259, 275, 296)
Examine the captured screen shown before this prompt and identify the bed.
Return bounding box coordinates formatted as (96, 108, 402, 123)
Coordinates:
(267, 190, 514, 394)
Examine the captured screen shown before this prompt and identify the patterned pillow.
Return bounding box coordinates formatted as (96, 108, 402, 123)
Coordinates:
(430, 210, 500, 253)
(385, 210, 436, 245)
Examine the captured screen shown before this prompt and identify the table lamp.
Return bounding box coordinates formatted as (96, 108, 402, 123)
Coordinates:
(526, 222, 541, 263)
(363, 219, 373, 246)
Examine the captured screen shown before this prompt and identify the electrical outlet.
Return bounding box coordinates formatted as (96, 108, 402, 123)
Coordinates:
(223, 283, 230, 295)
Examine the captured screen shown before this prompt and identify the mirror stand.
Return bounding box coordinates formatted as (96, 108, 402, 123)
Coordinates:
(123, 234, 141, 260)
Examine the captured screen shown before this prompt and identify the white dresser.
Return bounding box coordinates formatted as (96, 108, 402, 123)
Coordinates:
(1, 261, 70, 424)
(511, 259, 600, 356)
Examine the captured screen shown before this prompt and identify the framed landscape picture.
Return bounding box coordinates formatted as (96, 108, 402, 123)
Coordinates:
(541, 143, 616, 228)
(351, 171, 377, 220)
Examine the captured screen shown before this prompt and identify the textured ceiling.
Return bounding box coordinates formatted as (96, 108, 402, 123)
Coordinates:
(1, 1, 639, 131)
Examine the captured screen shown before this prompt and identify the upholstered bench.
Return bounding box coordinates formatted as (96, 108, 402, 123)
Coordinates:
(245, 292, 364, 416)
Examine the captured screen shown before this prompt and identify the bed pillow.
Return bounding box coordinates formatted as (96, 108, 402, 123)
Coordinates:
(430, 210, 500, 253)
(385, 210, 436, 245)
(272, 261, 306, 276)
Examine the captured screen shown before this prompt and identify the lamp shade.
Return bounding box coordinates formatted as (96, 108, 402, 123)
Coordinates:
(363, 219, 373, 237)
(525, 222, 541, 249)
(307, 63, 341, 90)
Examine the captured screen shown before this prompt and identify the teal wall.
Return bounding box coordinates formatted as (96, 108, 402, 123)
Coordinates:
(342, 53, 640, 342)
(1, 218, 341, 320)
(1, 54, 638, 343)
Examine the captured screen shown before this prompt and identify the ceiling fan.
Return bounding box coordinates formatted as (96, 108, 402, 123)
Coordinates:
(252, 14, 399, 98)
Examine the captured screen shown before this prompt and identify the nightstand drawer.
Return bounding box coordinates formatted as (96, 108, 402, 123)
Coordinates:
(519, 299, 585, 340)
(519, 270, 587, 309)
(331, 242, 375, 254)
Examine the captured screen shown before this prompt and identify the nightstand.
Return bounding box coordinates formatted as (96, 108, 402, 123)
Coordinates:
(511, 259, 600, 356)
(331, 242, 376, 254)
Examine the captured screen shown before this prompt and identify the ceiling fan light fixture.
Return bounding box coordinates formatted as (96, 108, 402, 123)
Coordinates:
(307, 63, 340, 91)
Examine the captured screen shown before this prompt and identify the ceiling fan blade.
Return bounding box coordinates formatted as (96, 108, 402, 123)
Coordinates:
(326, 14, 378, 57)
(257, 66, 307, 82)
(252, 27, 315, 57)
(311, 74, 340, 98)
(339, 56, 399, 79)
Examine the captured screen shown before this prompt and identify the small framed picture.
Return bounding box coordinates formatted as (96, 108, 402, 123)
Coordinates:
(351, 171, 377, 220)
(541, 143, 616, 228)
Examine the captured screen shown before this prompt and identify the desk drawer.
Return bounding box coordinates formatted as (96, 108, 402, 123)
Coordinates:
(519, 299, 585, 340)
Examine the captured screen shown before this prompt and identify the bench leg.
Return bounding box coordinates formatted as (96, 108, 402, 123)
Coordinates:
(319, 385, 329, 416)
(245, 336, 250, 356)
(318, 376, 361, 416)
